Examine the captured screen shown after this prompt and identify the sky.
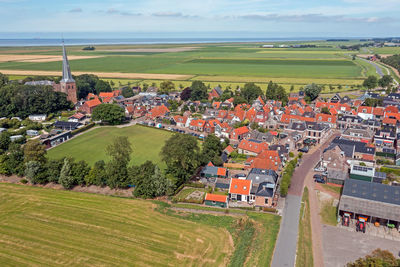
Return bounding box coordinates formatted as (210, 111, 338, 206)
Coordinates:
(0, 0, 399, 38)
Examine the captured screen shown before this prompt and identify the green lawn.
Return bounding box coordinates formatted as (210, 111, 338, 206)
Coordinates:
(296, 187, 313, 267)
(47, 125, 173, 167)
(320, 199, 338, 226)
(0, 183, 234, 266)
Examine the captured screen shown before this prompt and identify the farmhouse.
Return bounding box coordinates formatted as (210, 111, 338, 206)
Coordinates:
(229, 178, 252, 202)
(339, 179, 400, 226)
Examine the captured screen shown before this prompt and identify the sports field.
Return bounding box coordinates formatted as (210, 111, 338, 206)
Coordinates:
(0, 41, 376, 90)
(47, 125, 172, 167)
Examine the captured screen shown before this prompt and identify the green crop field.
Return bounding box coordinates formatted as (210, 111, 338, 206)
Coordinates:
(0, 183, 281, 266)
(47, 125, 173, 167)
(0, 41, 369, 90)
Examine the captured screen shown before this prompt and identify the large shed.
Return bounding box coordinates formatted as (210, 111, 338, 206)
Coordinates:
(338, 179, 400, 223)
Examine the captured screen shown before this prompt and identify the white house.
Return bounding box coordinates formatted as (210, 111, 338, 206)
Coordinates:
(29, 114, 47, 122)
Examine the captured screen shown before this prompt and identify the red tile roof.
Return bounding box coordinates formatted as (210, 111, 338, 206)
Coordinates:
(229, 179, 251, 195)
(149, 105, 169, 118)
(382, 117, 397, 125)
(385, 112, 400, 121)
(280, 114, 315, 124)
(232, 126, 249, 137)
(316, 113, 337, 123)
(85, 98, 102, 108)
(224, 145, 235, 154)
(238, 139, 269, 154)
(205, 193, 227, 203)
(173, 115, 188, 124)
(99, 92, 115, 98)
(385, 106, 399, 114)
(246, 150, 281, 170)
(190, 119, 206, 128)
(217, 168, 227, 177)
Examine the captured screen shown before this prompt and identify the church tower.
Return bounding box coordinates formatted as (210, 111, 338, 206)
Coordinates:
(60, 42, 77, 104)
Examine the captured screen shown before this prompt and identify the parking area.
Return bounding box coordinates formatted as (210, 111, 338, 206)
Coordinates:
(322, 225, 400, 267)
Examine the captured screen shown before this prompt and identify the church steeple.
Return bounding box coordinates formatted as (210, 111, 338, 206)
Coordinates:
(61, 41, 75, 83)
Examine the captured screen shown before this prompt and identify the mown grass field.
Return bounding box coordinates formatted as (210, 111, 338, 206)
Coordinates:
(0, 42, 369, 90)
(296, 187, 313, 267)
(47, 125, 172, 167)
(0, 183, 281, 266)
(0, 183, 234, 266)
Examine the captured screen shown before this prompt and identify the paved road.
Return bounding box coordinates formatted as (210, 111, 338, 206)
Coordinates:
(359, 57, 384, 76)
(272, 132, 340, 267)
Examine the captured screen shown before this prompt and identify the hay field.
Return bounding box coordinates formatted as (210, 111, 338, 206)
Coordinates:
(0, 183, 234, 266)
(0, 54, 103, 63)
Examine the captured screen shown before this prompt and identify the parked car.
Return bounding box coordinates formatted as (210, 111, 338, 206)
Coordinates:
(313, 174, 325, 184)
(234, 173, 247, 179)
(298, 146, 309, 153)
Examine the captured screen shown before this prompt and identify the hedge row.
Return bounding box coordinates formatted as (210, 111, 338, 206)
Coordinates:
(280, 157, 298, 197)
(71, 123, 95, 136)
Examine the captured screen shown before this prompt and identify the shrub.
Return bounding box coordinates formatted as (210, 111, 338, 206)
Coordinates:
(20, 178, 28, 184)
(262, 207, 277, 213)
(289, 152, 294, 158)
(71, 123, 95, 136)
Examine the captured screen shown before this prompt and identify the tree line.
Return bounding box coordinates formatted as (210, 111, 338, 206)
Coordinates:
(0, 75, 73, 119)
(0, 131, 225, 198)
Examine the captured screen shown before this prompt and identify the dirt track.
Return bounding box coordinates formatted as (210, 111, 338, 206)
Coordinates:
(0, 69, 193, 80)
(0, 55, 103, 63)
(99, 47, 200, 53)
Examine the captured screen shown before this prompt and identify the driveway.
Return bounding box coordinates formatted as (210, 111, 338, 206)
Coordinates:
(322, 225, 400, 267)
(271, 131, 340, 267)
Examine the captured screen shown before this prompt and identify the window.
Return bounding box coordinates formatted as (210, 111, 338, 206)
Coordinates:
(265, 198, 269, 204)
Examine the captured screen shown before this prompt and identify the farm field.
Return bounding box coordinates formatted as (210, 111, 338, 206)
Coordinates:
(0, 183, 233, 266)
(0, 42, 370, 90)
(0, 183, 281, 266)
(47, 125, 172, 167)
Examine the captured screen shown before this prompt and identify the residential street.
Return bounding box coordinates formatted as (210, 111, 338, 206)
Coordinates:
(272, 132, 340, 267)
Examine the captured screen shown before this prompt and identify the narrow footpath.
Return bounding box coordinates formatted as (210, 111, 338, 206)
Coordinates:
(271, 132, 340, 267)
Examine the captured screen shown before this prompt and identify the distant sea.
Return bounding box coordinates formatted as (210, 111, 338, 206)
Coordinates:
(0, 37, 326, 47)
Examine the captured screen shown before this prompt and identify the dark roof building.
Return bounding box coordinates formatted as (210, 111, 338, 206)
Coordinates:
(54, 121, 80, 130)
(339, 179, 400, 222)
(246, 168, 278, 185)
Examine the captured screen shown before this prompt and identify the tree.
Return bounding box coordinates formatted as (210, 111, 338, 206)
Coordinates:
(71, 160, 90, 186)
(266, 81, 277, 100)
(121, 87, 134, 98)
(75, 74, 99, 99)
(190, 81, 208, 101)
(45, 158, 64, 183)
(290, 85, 294, 92)
(347, 249, 400, 267)
(92, 104, 125, 125)
(241, 83, 262, 103)
(363, 98, 383, 107)
(180, 87, 192, 101)
(304, 83, 322, 101)
(59, 158, 75, 189)
(23, 139, 46, 164)
(363, 75, 378, 89)
(105, 136, 132, 189)
(233, 96, 247, 105)
(0, 131, 11, 152)
(378, 75, 393, 88)
(95, 80, 112, 95)
(0, 72, 8, 88)
(321, 107, 331, 114)
(0, 84, 73, 119)
(201, 134, 223, 165)
(130, 161, 170, 198)
(2, 143, 24, 176)
(265, 81, 288, 105)
(159, 80, 175, 94)
(220, 88, 234, 101)
(161, 134, 200, 186)
(24, 161, 42, 184)
(85, 160, 107, 186)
